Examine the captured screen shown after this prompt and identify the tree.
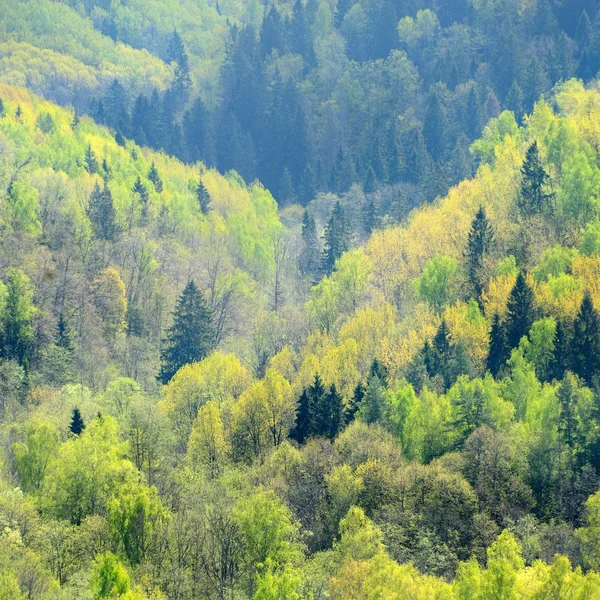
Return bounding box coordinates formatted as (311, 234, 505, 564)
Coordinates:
(519, 142, 554, 216)
(505, 272, 535, 350)
(132, 176, 149, 224)
(487, 314, 509, 378)
(197, 178, 212, 214)
(359, 374, 385, 425)
(557, 372, 581, 450)
(3, 269, 36, 368)
(90, 552, 131, 599)
(290, 388, 311, 445)
(572, 292, 600, 386)
(299, 210, 321, 280)
(69, 408, 85, 435)
(321, 201, 350, 275)
(159, 281, 215, 384)
(363, 196, 379, 236)
(465, 206, 494, 301)
(147, 162, 163, 193)
(56, 313, 73, 351)
(87, 182, 117, 242)
(84, 144, 98, 175)
(548, 320, 573, 381)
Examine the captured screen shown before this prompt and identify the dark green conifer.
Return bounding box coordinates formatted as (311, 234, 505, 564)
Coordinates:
(346, 381, 365, 425)
(148, 163, 163, 193)
(487, 313, 509, 377)
(505, 272, 536, 350)
(132, 176, 149, 224)
(56, 314, 73, 351)
(158, 281, 215, 384)
(87, 183, 117, 241)
(196, 179, 211, 215)
(465, 206, 494, 302)
(519, 142, 553, 216)
(84, 144, 98, 175)
(572, 292, 600, 386)
(291, 388, 312, 444)
(299, 210, 320, 280)
(69, 408, 85, 436)
(321, 201, 349, 275)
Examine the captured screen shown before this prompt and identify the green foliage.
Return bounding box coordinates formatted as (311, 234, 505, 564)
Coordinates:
(413, 254, 459, 311)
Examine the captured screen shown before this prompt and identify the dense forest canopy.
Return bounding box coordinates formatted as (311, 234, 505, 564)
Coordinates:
(3, 0, 600, 599)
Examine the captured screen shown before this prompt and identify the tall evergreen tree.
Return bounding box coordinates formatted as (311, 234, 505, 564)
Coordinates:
(299, 210, 320, 280)
(557, 372, 580, 450)
(147, 163, 163, 193)
(487, 313, 509, 377)
(423, 85, 449, 162)
(84, 144, 98, 175)
(505, 272, 536, 350)
(548, 320, 573, 382)
(196, 179, 212, 215)
(572, 292, 600, 386)
(291, 388, 312, 444)
(363, 197, 379, 236)
(360, 374, 385, 425)
(56, 313, 73, 351)
(325, 384, 344, 440)
(69, 408, 85, 436)
(506, 80, 525, 123)
(298, 164, 316, 206)
(132, 177, 149, 224)
(158, 281, 215, 384)
(346, 381, 365, 425)
(519, 142, 554, 216)
(465, 206, 494, 301)
(321, 201, 349, 275)
(87, 183, 117, 242)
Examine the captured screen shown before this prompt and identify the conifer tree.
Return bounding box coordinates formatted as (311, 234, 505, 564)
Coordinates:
(196, 179, 212, 215)
(363, 197, 379, 236)
(69, 408, 85, 436)
(299, 210, 320, 280)
(147, 163, 163, 193)
(346, 381, 365, 425)
(102, 159, 112, 181)
(363, 166, 377, 194)
(298, 164, 316, 205)
(572, 292, 600, 386)
(506, 80, 525, 123)
(84, 144, 99, 175)
(158, 281, 215, 383)
(548, 320, 572, 382)
(291, 388, 312, 444)
(360, 375, 385, 425)
(369, 359, 389, 387)
(87, 183, 117, 242)
(487, 313, 509, 377)
(56, 313, 73, 351)
(557, 372, 580, 450)
(325, 384, 344, 440)
(505, 272, 536, 350)
(321, 201, 349, 275)
(71, 110, 79, 128)
(519, 142, 553, 216)
(132, 177, 149, 224)
(465, 206, 494, 301)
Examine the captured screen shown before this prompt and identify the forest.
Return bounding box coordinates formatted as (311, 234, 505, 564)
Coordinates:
(3, 0, 600, 599)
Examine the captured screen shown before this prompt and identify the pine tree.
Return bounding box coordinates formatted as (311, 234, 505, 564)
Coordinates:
(557, 372, 579, 450)
(299, 210, 320, 280)
(56, 313, 73, 351)
(505, 272, 536, 350)
(278, 167, 295, 205)
(291, 388, 312, 444)
(87, 183, 117, 241)
(487, 313, 509, 377)
(572, 292, 600, 386)
(506, 80, 525, 123)
(309, 374, 329, 438)
(466, 85, 482, 139)
(102, 159, 112, 182)
(465, 206, 494, 301)
(15, 105, 22, 118)
(147, 163, 163, 193)
(390, 187, 408, 224)
(369, 358, 389, 387)
(71, 110, 79, 128)
(69, 408, 85, 436)
(363, 197, 379, 236)
(346, 381, 365, 425)
(548, 320, 572, 382)
(363, 166, 377, 194)
(196, 179, 212, 215)
(132, 177, 149, 224)
(158, 281, 215, 384)
(326, 384, 344, 440)
(519, 142, 554, 216)
(84, 144, 98, 175)
(423, 85, 449, 162)
(321, 201, 349, 275)
(360, 374, 385, 425)
(298, 164, 317, 205)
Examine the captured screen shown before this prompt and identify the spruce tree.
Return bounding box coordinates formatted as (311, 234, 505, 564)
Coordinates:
(326, 384, 344, 440)
(363, 197, 379, 236)
(299, 210, 320, 280)
(309, 374, 329, 437)
(291, 388, 312, 444)
(557, 372, 579, 450)
(321, 201, 349, 275)
(505, 272, 536, 350)
(519, 142, 553, 216)
(363, 166, 377, 194)
(298, 164, 317, 205)
(69, 408, 85, 436)
(71, 110, 79, 128)
(369, 358, 389, 387)
(487, 313, 509, 377)
(360, 374, 385, 425)
(572, 292, 600, 386)
(148, 163, 163, 193)
(87, 183, 117, 241)
(548, 320, 572, 382)
(56, 313, 73, 351)
(465, 206, 494, 301)
(506, 80, 525, 123)
(196, 179, 212, 215)
(133, 177, 149, 224)
(346, 381, 365, 424)
(158, 281, 215, 384)
(84, 144, 98, 175)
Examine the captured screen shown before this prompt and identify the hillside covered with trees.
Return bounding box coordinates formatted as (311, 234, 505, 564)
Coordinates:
(3, 1, 600, 599)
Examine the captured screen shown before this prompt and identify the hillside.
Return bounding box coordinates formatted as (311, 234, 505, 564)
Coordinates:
(3, 71, 600, 597)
